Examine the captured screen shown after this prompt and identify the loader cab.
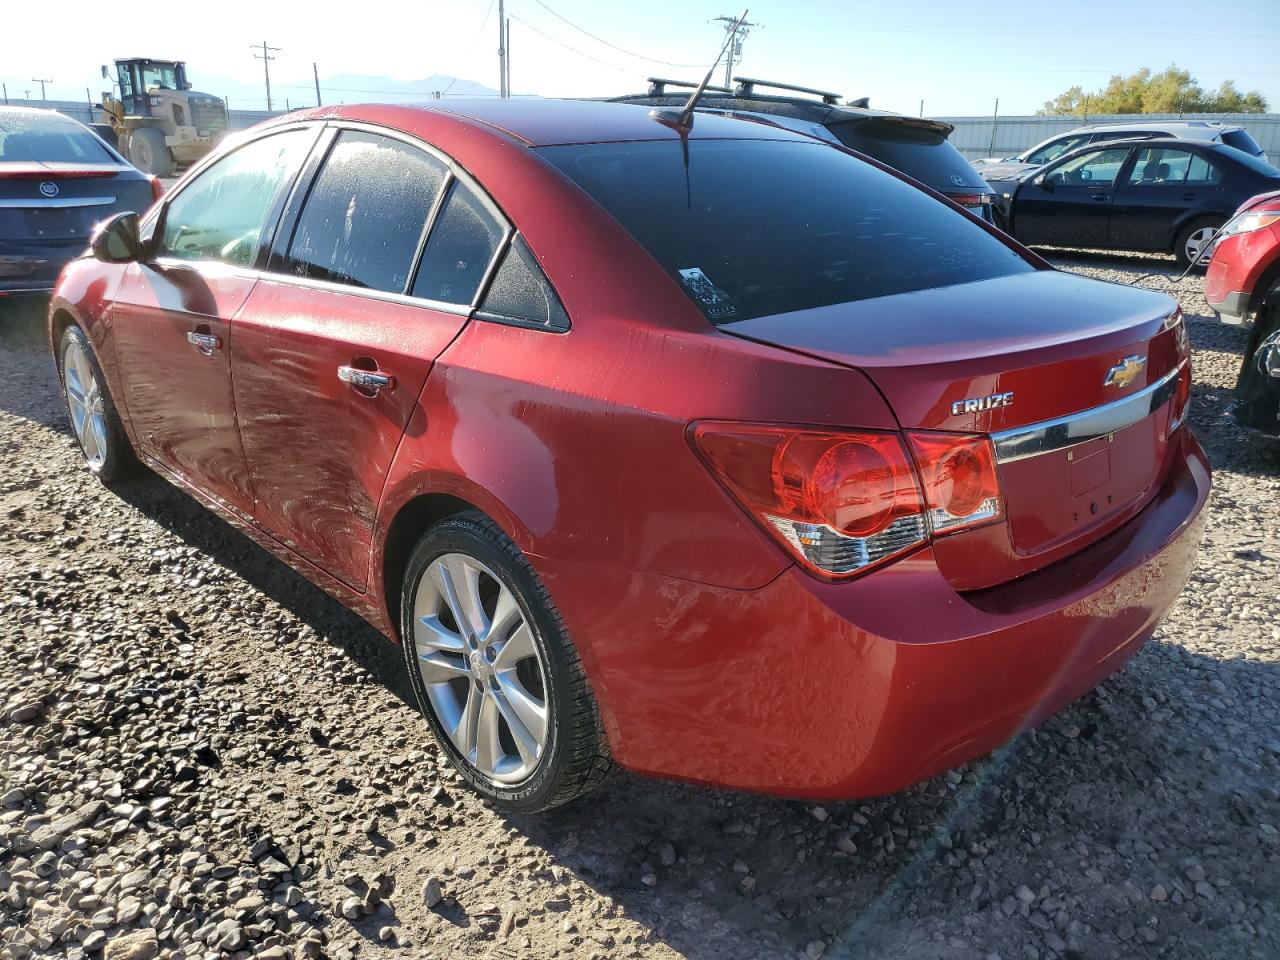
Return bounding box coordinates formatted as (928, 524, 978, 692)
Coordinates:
(108, 59, 191, 116)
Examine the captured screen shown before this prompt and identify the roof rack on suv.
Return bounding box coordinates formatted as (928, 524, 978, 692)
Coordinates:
(646, 76, 732, 97)
(731, 76, 842, 105)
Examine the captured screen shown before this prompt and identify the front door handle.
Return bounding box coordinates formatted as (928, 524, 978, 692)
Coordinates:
(186, 331, 221, 356)
(338, 365, 395, 395)
(1091, 193, 1110, 202)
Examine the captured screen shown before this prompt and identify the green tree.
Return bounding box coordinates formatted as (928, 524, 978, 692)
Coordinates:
(1039, 66, 1268, 116)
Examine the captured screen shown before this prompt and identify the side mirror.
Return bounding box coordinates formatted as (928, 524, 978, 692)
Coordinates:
(101, 65, 109, 79)
(1034, 174, 1053, 192)
(90, 212, 143, 263)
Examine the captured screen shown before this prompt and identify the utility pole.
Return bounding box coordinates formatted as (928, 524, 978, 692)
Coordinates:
(32, 77, 52, 101)
(988, 97, 999, 156)
(919, 98, 924, 117)
(497, 0, 507, 98)
(313, 63, 322, 107)
(252, 41, 281, 112)
(713, 14, 758, 88)
(24, 90, 31, 101)
(504, 18, 512, 97)
(2, 84, 8, 105)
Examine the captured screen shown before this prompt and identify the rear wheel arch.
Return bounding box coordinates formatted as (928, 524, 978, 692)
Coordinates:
(380, 489, 538, 644)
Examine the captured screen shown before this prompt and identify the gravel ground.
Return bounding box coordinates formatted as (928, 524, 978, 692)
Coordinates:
(1, 252, 1278, 960)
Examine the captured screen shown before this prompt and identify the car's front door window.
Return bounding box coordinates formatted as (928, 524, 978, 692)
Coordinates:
(157, 128, 313, 267)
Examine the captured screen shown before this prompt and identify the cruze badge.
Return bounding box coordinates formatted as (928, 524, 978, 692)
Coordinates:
(1104, 355, 1146, 389)
(951, 391, 1014, 416)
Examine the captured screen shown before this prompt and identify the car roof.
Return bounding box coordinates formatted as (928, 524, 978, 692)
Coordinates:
(0, 106, 80, 131)
(1066, 120, 1243, 138)
(312, 98, 814, 148)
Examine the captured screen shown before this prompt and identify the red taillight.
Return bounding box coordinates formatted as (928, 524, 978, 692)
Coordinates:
(148, 175, 165, 203)
(906, 432, 1003, 535)
(947, 193, 992, 206)
(692, 422, 1004, 579)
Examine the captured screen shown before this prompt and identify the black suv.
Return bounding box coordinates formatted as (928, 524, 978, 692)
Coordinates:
(611, 77, 998, 222)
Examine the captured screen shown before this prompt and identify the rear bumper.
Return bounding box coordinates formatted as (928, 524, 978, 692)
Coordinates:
(0, 240, 85, 293)
(537, 429, 1210, 799)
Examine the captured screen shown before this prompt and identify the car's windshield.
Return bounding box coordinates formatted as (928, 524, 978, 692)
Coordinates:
(0, 115, 114, 164)
(1021, 134, 1094, 166)
(542, 138, 1033, 324)
(139, 63, 181, 90)
(1215, 144, 1280, 177)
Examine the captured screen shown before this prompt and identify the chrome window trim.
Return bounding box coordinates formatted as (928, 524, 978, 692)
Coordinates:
(139, 116, 524, 320)
(148, 255, 474, 317)
(0, 196, 118, 209)
(991, 364, 1183, 465)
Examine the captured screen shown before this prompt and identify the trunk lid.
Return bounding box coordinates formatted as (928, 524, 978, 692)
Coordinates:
(722, 270, 1189, 589)
(0, 167, 152, 241)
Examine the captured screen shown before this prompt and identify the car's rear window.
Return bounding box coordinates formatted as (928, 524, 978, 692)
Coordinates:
(1221, 129, 1264, 157)
(830, 118, 989, 193)
(1215, 144, 1280, 177)
(0, 117, 113, 164)
(541, 138, 1033, 324)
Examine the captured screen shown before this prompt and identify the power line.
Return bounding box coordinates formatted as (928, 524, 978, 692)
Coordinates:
(507, 14, 637, 75)
(529, 0, 704, 68)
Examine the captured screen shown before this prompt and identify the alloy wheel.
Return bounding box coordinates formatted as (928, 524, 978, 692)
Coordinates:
(411, 553, 549, 784)
(63, 339, 109, 470)
(1184, 226, 1218, 266)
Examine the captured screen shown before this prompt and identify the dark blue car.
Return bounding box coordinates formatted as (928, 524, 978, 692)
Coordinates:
(1004, 137, 1280, 267)
(1, 107, 158, 299)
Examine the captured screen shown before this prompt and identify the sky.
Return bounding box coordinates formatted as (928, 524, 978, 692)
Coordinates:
(3, 0, 1278, 117)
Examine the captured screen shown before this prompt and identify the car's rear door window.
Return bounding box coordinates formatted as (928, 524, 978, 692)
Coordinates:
(410, 181, 505, 305)
(282, 131, 448, 293)
(542, 138, 1032, 324)
(158, 128, 314, 266)
(1126, 147, 1195, 185)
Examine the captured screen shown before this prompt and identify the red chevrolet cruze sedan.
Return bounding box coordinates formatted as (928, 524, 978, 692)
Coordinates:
(49, 100, 1209, 811)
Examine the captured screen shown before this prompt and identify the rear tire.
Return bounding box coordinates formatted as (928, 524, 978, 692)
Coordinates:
(127, 127, 174, 178)
(400, 511, 612, 812)
(1174, 217, 1223, 270)
(57, 325, 138, 483)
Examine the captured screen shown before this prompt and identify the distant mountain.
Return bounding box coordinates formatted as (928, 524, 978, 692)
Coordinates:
(185, 71, 502, 113)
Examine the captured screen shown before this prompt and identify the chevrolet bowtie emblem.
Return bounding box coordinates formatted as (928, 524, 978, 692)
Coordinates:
(1104, 355, 1146, 389)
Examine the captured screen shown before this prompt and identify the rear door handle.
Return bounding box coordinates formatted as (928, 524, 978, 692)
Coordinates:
(1091, 193, 1110, 202)
(338, 365, 395, 394)
(186, 331, 221, 356)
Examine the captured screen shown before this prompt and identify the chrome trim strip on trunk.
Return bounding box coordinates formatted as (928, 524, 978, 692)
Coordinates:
(0, 196, 117, 209)
(991, 364, 1182, 464)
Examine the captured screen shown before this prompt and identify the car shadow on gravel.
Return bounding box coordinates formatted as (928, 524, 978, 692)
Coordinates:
(104, 470, 417, 709)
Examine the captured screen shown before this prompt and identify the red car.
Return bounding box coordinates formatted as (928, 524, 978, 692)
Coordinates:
(1204, 189, 1280, 436)
(50, 101, 1209, 812)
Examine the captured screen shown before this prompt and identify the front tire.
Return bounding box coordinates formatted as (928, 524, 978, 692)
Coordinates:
(57, 325, 137, 483)
(400, 511, 612, 812)
(1174, 217, 1223, 270)
(127, 127, 175, 178)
